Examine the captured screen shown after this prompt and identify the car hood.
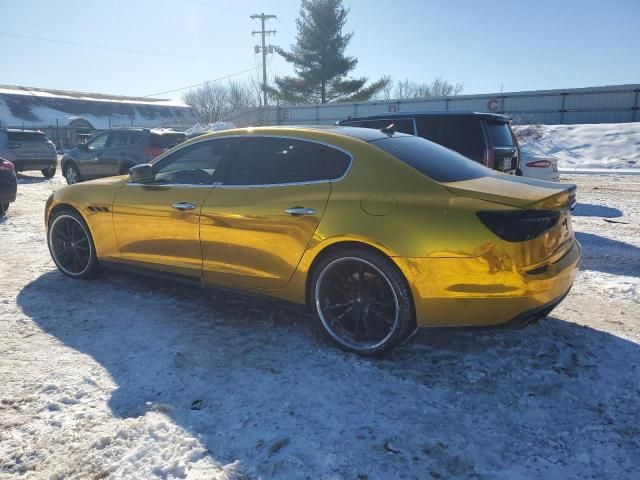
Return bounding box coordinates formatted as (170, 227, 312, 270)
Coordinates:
(444, 173, 575, 210)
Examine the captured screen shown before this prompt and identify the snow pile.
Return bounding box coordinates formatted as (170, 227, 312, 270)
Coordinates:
(514, 122, 640, 171)
(185, 122, 236, 137)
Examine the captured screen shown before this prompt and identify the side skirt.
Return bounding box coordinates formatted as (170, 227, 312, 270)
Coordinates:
(100, 260, 310, 316)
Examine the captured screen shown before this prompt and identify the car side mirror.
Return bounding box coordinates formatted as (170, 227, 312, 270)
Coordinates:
(129, 163, 155, 183)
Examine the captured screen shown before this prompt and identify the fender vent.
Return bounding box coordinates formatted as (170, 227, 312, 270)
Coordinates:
(87, 205, 110, 213)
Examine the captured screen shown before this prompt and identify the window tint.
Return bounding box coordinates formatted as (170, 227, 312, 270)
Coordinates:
(343, 119, 415, 135)
(416, 117, 484, 162)
(151, 132, 187, 148)
(7, 131, 48, 142)
(225, 137, 351, 185)
(151, 138, 237, 185)
(87, 132, 110, 150)
(371, 135, 491, 183)
(109, 131, 140, 147)
(486, 121, 515, 147)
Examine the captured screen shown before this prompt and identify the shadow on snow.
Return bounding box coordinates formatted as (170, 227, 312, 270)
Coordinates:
(17, 269, 640, 478)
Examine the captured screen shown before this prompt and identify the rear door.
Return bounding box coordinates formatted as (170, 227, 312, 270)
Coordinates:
(200, 136, 350, 289)
(97, 130, 142, 176)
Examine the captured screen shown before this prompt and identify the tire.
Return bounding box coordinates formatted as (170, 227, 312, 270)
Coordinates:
(0, 203, 9, 217)
(309, 248, 416, 356)
(64, 163, 81, 185)
(42, 166, 56, 178)
(47, 209, 100, 279)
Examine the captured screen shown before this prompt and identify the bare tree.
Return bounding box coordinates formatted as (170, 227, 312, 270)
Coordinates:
(183, 79, 261, 124)
(374, 77, 464, 100)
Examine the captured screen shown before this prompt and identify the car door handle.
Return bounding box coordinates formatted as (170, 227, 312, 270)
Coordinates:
(284, 206, 316, 217)
(171, 202, 197, 211)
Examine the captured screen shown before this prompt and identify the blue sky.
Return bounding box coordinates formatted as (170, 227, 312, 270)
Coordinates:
(1, 0, 638, 100)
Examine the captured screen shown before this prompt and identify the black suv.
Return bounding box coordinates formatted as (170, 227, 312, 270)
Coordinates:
(338, 112, 520, 174)
(61, 128, 187, 184)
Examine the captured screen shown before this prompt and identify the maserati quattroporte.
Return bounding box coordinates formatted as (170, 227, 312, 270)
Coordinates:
(45, 126, 581, 355)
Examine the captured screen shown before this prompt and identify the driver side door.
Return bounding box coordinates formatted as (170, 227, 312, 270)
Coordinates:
(78, 131, 111, 178)
(111, 138, 239, 279)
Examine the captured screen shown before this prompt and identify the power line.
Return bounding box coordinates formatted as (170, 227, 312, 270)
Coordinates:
(142, 66, 261, 97)
(0, 31, 252, 65)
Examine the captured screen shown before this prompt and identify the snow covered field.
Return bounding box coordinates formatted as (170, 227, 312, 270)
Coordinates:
(515, 122, 640, 172)
(1, 173, 639, 479)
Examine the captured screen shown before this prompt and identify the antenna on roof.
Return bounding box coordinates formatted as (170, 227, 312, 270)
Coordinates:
(381, 123, 395, 135)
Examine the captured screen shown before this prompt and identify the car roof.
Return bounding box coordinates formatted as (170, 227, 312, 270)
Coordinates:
(3, 128, 45, 134)
(339, 111, 512, 123)
(185, 125, 413, 146)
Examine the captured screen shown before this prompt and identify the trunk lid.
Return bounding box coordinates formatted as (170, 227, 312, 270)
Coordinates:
(444, 174, 576, 211)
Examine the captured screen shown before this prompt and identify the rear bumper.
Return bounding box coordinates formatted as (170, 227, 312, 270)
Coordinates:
(0, 173, 17, 203)
(12, 156, 57, 171)
(395, 239, 582, 327)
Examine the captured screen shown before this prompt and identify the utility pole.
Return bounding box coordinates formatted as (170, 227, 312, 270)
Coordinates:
(251, 13, 276, 111)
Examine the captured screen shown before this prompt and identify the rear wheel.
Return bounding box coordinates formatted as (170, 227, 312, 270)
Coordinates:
(41, 167, 56, 178)
(310, 248, 416, 356)
(0, 203, 9, 217)
(64, 164, 81, 185)
(48, 210, 99, 278)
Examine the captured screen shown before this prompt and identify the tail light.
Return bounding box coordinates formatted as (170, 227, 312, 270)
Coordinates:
(144, 146, 165, 159)
(477, 210, 560, 242)
(0, 159, 15, 171)
(485, 148, 495, 169)
(526, 160, 551, 168)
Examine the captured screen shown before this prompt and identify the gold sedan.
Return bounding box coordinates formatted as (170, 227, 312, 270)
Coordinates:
(45, 126, 581, 355)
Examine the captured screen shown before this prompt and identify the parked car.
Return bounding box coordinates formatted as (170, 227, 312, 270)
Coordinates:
(0, 129, 57, 178)
(61, 128, 187, 184)
(0, 156, 17, 216)
(520, 149, 560, 181)
(45, 126, 580, 356)
(338, 112, 520, 174)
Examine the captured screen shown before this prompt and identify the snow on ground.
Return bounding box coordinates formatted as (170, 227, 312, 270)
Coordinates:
(515, 122, 640, 171)
(1, 173, 639, 479)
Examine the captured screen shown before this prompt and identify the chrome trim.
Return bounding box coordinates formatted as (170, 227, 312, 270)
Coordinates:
(172, 202, 197, 211)
(127, 182, 214, 188)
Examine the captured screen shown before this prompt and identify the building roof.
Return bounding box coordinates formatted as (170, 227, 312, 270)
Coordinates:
(0, 85, 194, 129)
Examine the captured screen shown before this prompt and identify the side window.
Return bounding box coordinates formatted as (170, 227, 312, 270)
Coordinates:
(225, 137, 350, 186)
(109, 131, 140, 147)
(151, 138, 237, 185)
(416, 118, 484, 162)
(87, 132, 110, 151)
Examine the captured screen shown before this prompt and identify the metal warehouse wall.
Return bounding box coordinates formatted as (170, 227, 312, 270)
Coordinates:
(261, 84, 640, 126)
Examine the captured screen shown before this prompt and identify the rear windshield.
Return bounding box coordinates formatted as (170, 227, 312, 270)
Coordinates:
(151, 132, 187, 148)
(371, 135, 491, 183)
(486, 121, 515, 147)
(7, 131, 49, 142)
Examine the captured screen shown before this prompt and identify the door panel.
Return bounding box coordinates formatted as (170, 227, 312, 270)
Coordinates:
(112, 184, 212, 278)
(200, 183, 330, 289)
(80, 131, 110, 177)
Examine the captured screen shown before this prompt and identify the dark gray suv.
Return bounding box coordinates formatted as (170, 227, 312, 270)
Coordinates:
(61, 128, 187, 184)
(0, 129, 57, 177)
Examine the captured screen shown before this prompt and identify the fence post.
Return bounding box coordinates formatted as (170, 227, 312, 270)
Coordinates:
(633, 89, 639, 122)
(560, 92, 568, 124)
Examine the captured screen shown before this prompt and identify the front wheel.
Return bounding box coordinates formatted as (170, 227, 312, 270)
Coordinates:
(310, 249, 416, 356)
(41, 167, 56, 178)
(48, 209, 100, 278)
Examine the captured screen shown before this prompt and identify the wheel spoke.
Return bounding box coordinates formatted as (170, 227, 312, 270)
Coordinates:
(324, 301, 354, 312)
(332, 305, 354, 326)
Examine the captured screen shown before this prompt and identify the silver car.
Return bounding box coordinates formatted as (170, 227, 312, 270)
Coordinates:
(0, 129, 57, 178)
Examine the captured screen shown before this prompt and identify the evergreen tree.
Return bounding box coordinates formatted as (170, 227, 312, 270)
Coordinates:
(270, 0, 388, 104)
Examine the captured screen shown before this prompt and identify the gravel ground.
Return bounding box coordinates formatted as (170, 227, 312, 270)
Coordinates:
(0, 173, 639, 480)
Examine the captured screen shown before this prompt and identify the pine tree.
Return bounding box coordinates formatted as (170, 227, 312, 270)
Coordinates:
(270, 0, 388, 104)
